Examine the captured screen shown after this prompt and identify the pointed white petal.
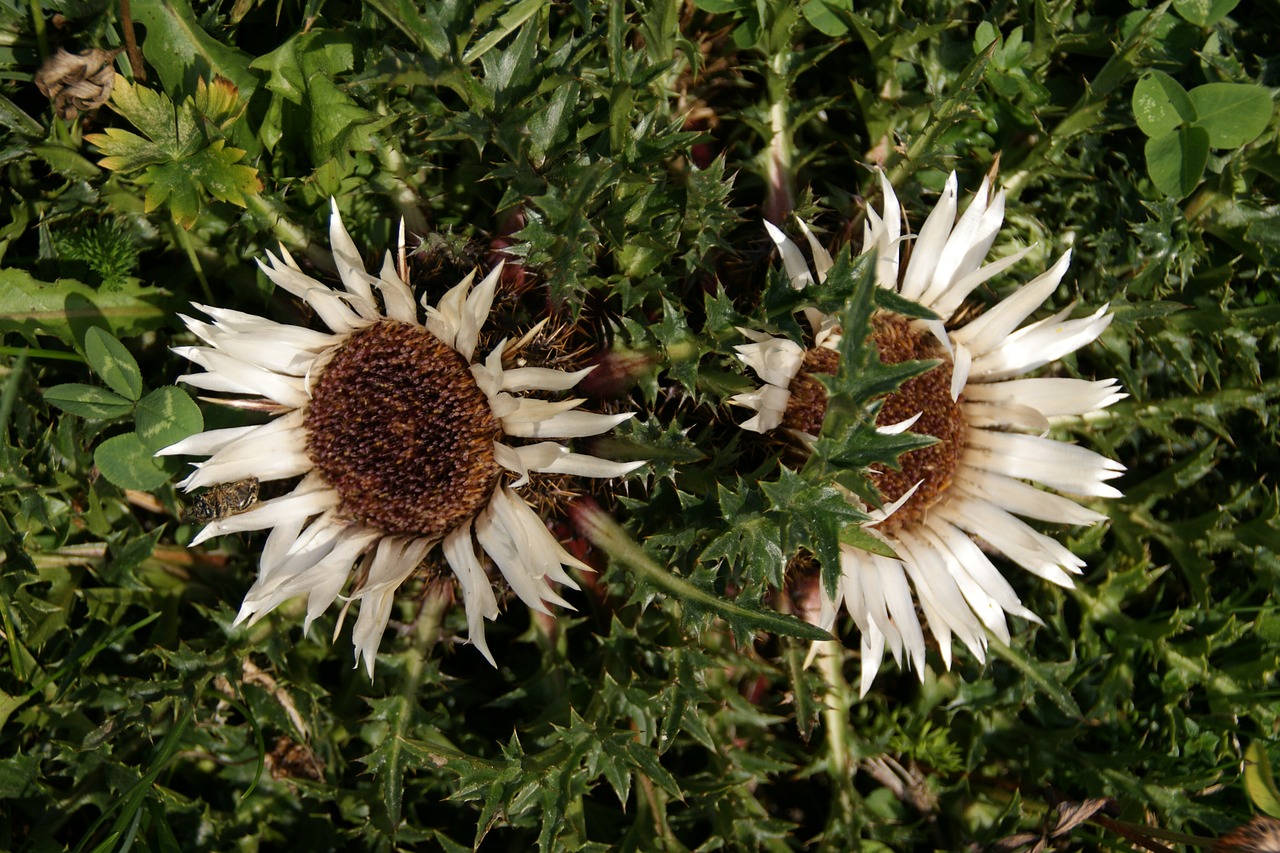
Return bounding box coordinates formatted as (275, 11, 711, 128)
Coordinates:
(964, 377, 1126, 416)
(929, 245, 1034, 323)
(963, 429, 1125, 497)
(764, 220, 815, 289)
(257, 254, 371, 334)
(952, 465, 1108, 526)
(859, 624, 887, 697)
(970, 305, 1114, 381)
(327, 198, 379, 318)
(961, 401, 1051, 433)
(157, 424, 258, 457)
(951, 251, 1073, 357)
(896, 530, 992, 658)
(867, 480, 922, 524)
(503, 407, 635, 439)
(176, 348, 309, 409)
(424, 269, 475, 349)
(899, 172, 958, 301)
(950, 341, 971, 401)
(474, 497, 562, 613)
(180, 445, 310, 490)
(730, 384, 792, 433)
(178, 412, 307, 487)
(797, 218, 833, 281)
(735, 335, 805, 388)
(349, 535, 433, 678)
(442, 520, 500, 665)
(376, 252, 418, 323)
(864, 171, 903, 292)
(190, 486, 340, 546)
(532, 447, 645, 479)
(455, 264, 501, 361)
(918, 180, 1006, 311)
(502, 365, 595, 393)
(919, 518, 1041, 626)
(935, 499, 1082, 587)
(876, 412, 922, 435)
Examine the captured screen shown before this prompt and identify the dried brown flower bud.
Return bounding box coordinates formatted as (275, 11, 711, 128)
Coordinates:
(34, 48, 119, 120)
(1215, 815, 1280, 853)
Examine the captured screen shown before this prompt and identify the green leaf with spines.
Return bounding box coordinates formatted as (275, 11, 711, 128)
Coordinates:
(652, 297, 699, 396)
(129, 0, 260, 102)
(1173, 0, 1241, 26)
(700, 479, 786, 588)
(575, 501, 830, 644)
(0, 269, 167, 346)
(760, 468, 870, 597)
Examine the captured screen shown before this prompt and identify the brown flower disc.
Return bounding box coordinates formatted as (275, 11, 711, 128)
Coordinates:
(305, 321, 502, 537)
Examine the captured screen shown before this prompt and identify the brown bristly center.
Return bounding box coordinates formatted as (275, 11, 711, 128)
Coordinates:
(869, 314, 965, 530)
(781, 347, 840, 435)
(782, 313, 966, 530)
(304, 320, 502, 536)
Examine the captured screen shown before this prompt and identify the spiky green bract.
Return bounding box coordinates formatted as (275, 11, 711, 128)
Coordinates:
(800, 247, 938, 490)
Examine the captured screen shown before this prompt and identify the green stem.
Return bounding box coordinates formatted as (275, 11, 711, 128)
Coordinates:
(410, 586, 449, 683)
(1182, 186, 1219, 224)
(0, 353, 28, 442)
(0, 346, 82, 362)
(172, 224, 213, 303)
(28, 0, 47, 61)
(763, 51, 794, 225)
(814, 639, 858, 825)
(1002, 1, 1172, 196)
(570, 500, 831, 642)
(246, 194, 336, 274)
(376, 133, 429, 235)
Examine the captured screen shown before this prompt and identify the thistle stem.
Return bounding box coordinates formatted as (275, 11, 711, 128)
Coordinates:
(246, 195, 336, 274)
(763, 52, 794, 225)
(0, 346, 83, 362)
(0, 353, 28, 442)
(570, 499, 830, 643)
(814, 639, 858, 824)
(375, 134, 429, 235)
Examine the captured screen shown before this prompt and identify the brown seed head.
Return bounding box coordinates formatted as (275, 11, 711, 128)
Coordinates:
(781, 313, 967, 531)
(34, 48, 118, 119)
(304, 321, 502, 537)
(869, 314, 965, 530)
(782, 346, 840, 435)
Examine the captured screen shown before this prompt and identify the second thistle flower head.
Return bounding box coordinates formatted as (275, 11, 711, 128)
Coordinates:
(735, 170, 1125, 695)
(160, 202, 644, 676)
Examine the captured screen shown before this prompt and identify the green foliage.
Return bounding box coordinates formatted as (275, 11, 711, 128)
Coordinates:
(86, 75, 262, 227)
(0, 269, 168, 346)
(42, 328, 202, 490)
(1132, 70, 1271, 197)
(56, 220, 140, 288)
(0, 0, 1276, 850)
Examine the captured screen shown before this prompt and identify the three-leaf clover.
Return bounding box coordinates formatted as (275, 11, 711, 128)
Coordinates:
(43, 327, 202, 491)
(1132, 71, 1272, 198)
